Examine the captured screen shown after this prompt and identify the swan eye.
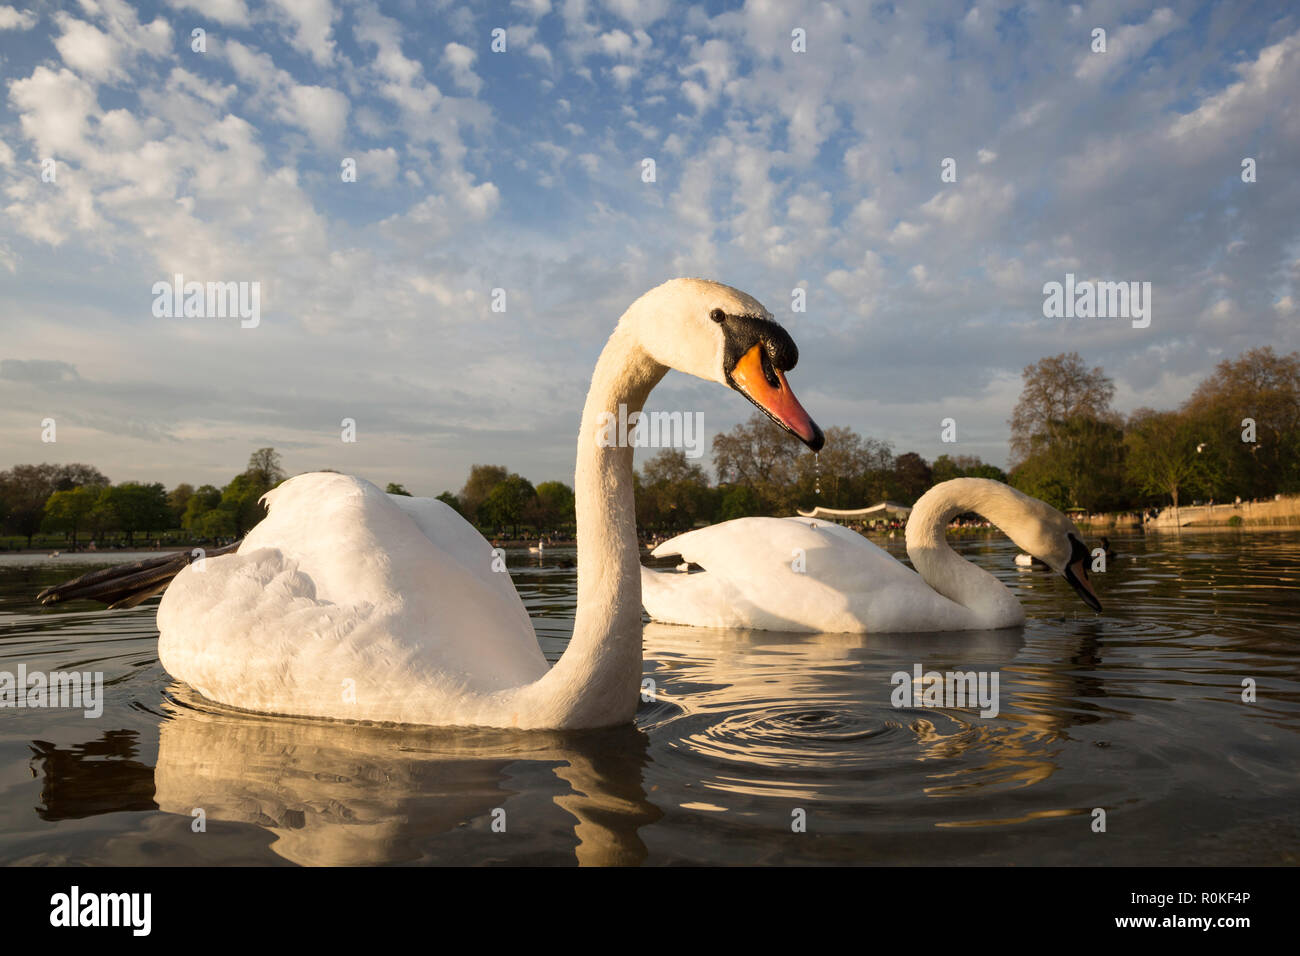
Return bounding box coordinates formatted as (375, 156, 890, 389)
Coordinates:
(709, 308, 726, 323)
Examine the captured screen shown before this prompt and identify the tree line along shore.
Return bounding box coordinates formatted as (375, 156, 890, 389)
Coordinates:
(2, 347, 1296, 552)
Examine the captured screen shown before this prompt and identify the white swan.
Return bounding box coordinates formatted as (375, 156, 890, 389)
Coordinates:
(641, 477, 1101, 632)
(42, 279, 822, 729)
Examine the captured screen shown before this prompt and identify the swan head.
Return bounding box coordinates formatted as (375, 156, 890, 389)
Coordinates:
(1004, 495, 1102, 612)
(623, 277, 824, 450)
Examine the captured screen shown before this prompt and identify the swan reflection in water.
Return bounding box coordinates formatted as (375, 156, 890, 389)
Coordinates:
(29, 621, 1110, 864)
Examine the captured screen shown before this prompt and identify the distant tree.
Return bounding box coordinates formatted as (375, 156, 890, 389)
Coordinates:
(186, 450, 287, 540)
(1006, 454, 1073, 512)
(41, 487, 99, 550)
(526, 481, 575, 531)
(480, 474, 536, 537)
(130, 482, 172, 543)
(196, 505, 237, 539)
(167, 483, 195, 526)
(435, 491, 463, 515)
(0, 463, 109, 547)
(789, 426, 891, 510)
(963, 461, 1008, 482)
(1011, 414, 1126, 512)
(1182, 347, 1300, 498)
(385, 483, 412, 496)
(713, 413, 805, 489)
(459, 465, 510, 524)
(890, 452, 933, 504)
(638, 449, 713, 531)
(1126, 409, 1212, 511)
(220, 473, 267, 536)
(1007, 353, 1125, 512)
(95, 482, 170, 546)
(718, 484, 764, 520)
(181, 485, 223, 532)
(1009, 353, 1117, 465)
(857, 436, 898, 504)
(713, 413, 826, 512)
(246, 448, 286, 490)
(51, 463, 111, 491)
(932, 454, 1008, 485)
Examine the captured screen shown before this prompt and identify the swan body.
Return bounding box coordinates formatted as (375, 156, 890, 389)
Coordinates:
(642, 478, 1101, 633)
(158, 473, 551, 727)
(148, 278, 823, 729)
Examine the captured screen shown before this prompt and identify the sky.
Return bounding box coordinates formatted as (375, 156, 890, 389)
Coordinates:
(0, 0, 1297, 496)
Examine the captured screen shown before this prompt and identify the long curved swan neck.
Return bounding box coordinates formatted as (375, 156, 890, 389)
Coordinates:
(905, 478, 1025, 626)
(523, 323, 666, 727)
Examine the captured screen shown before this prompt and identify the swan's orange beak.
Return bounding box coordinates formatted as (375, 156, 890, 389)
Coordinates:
(728, 343, 825, 450)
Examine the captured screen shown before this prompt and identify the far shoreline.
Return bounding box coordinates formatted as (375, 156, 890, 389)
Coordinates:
(10, 522, 1300, 558)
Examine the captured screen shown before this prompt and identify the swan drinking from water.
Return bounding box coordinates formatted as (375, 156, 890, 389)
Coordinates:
(37, 279, 823, 729)
(641, 478, 1101, 632)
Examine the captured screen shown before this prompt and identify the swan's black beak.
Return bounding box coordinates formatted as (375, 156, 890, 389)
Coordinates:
(717, 312, 823, 450)
(1063, 535, 1102, 612)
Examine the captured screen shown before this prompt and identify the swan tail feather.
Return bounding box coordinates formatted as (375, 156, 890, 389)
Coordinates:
(35, 542, 242, 609)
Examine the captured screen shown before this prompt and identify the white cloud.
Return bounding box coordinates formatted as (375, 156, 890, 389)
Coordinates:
(8, 66, 98, 159)
(53, 17, 123, 81)
(1075, 7, 1180, 82)
(2, 2, 1298, 486)
(920, 175, 1015, 230)
(354, 4, 443, 119)
(287, 84, 349, 148)
(270, 0, 337, 66)
(601, 0, 669, 28)
(165, 0, 250, 26)
(224, 40, 350, 148)
(1169, 32, 1300, 142)
(165, 67, 236, 109)
(443, 42, 483, 95)
(0, 5, 36, 30)
(512, 0, 551, 18)
(598, 29, 633, 56)
(679, 39, 733, 111)
(51, 3, 172, 83)
(359, 147, 399, 186)
(610, 64, 635, 88)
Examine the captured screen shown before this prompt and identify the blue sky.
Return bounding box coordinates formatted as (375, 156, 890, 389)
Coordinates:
(0, 0, 1297, 495)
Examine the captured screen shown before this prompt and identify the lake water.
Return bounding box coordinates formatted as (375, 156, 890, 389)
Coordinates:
(1, 532, 1297, 866)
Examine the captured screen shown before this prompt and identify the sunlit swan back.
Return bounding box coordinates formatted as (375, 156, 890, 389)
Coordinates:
(158, 474, 549, 722)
